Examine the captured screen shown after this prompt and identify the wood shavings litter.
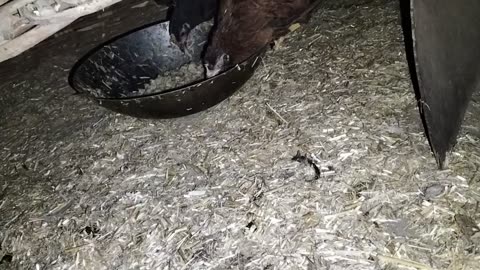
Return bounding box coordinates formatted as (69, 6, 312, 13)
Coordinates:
(2, 0, 480, 269)
(454, 214, 480, 238)
(137, 62, 205, 96)
(421, 183, 446, 200)
(292, 150, 321, 180)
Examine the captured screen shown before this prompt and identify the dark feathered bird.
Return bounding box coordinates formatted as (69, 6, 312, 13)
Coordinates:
(203, 0, 319, 77)
(168, 0, 219, 52)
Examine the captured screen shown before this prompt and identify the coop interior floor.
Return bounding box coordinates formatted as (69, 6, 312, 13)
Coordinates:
(1, 0, 480, 269)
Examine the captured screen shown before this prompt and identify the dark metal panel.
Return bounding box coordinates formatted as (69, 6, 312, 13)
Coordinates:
(402, 0, 480, 168)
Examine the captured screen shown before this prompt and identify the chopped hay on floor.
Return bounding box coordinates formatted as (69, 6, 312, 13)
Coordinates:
(0, 0, 479, 269)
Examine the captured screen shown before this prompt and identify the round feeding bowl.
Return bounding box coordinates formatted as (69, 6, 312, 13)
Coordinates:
(69, 20, 264, 119)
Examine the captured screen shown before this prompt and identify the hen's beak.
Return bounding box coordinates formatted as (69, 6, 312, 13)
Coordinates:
(205, 64, 221, 78)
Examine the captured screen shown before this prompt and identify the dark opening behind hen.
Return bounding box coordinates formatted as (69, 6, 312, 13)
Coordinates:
(168, 0, 219, 51)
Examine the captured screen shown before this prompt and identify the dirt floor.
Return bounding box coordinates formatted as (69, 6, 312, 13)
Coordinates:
(1, 0, 480, 269)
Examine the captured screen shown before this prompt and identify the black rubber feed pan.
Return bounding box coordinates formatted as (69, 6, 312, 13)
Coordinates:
(69, 20, 264, 119)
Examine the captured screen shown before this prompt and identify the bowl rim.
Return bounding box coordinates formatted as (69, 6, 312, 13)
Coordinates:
(68, 19, 267, 102)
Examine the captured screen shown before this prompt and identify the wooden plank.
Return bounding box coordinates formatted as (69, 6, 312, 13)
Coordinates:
(0, 0, 170, 84)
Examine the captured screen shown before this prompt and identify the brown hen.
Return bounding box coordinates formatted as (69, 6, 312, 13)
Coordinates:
(204, 0, 320, 77)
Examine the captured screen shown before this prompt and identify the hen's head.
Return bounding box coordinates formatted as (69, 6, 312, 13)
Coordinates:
(203, 0, 237, 77)
(203, 44, 231, 78)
